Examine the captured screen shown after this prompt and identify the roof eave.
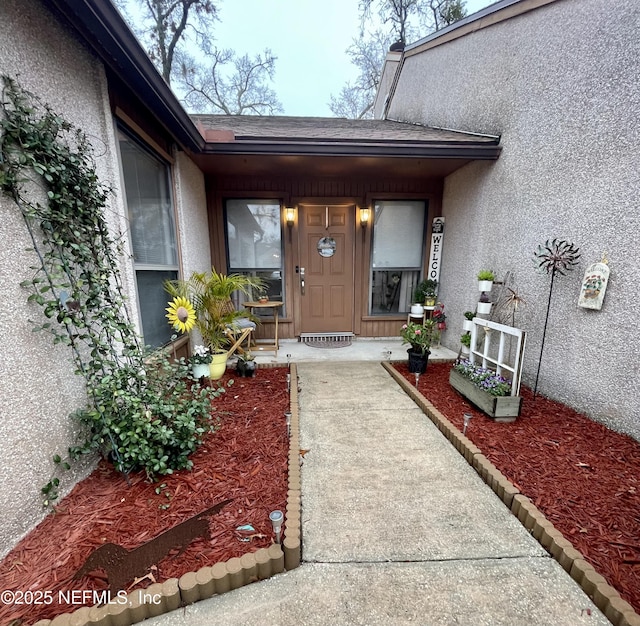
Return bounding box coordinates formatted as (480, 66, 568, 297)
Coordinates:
(202, 141, 502, 160)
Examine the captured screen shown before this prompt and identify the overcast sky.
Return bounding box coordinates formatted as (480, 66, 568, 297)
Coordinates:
(211, 0, 497, 116)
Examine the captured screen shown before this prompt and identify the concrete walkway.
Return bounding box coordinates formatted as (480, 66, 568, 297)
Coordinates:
(147, 362, 608, 626)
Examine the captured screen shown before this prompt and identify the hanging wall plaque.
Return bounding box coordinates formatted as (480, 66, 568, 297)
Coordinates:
(317, 236, 336, 258)
(578, 257, 609, 310)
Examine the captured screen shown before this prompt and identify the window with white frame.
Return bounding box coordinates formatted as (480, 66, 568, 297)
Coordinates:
(118, 129, 178, 348)
(225, 199, 284, 315)
(370, 200, 426, 314)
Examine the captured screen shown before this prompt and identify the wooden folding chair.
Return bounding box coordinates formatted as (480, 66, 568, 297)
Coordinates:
(219, 298, 256, 358)
(224, 318, 256, 357)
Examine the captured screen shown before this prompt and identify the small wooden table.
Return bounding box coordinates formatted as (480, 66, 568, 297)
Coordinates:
(243, 301, 284, 356)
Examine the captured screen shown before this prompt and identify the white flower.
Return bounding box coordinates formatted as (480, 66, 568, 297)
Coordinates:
(193, 344, 210, 357)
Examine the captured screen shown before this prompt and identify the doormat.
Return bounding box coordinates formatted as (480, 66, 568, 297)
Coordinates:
(300, 333, 354, 349)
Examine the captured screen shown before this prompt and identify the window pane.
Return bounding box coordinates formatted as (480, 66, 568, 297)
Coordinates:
(118, 129, 178, 348)
(372, 201, 425, 268)
(137, 270, 178, 348)
(119, 132, 176, 266)
(370, 201, 426, 315)
(371, 270, 420, 314)
(227, 200, 282, 269)
(231, 270, 283, 318)
(226, 200, 285, 316)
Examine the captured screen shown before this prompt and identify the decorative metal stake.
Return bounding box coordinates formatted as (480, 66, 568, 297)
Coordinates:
(533, 238, 580, 398)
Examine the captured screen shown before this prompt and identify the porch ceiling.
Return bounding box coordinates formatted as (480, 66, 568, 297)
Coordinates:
(191, 153, 475, 178)
(190, 115, 501, 179)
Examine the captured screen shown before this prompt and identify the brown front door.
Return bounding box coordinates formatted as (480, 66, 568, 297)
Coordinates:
(297, 204, 355, 334)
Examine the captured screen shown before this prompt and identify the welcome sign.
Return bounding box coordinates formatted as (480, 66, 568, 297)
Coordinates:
(428, 217, 445, 283)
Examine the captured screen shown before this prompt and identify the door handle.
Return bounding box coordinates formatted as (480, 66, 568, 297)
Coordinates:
(300, 267, 305, 295)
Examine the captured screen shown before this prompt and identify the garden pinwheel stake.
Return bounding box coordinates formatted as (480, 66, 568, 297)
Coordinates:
(533, 238, 581, 397)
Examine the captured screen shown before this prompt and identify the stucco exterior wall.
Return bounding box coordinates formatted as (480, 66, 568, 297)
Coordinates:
(0, 0, 136, 557)
(174, 152, 211, 277)
(387, 0, 640, 439)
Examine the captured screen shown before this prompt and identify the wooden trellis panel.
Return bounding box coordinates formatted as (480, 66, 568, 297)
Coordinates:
(469, 318, 526, 396)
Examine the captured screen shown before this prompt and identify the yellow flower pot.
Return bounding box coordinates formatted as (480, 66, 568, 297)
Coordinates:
(209, 352, 228, 380)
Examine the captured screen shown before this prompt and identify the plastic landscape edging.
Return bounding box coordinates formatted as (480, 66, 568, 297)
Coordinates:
(32, 363, 301, 626)
(382, 361, 640, 626)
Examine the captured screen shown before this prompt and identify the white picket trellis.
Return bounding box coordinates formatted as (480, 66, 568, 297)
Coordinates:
(469, 318, 526, 396)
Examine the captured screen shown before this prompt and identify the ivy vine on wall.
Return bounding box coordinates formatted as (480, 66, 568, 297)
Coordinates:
(0, 76, 220, 505)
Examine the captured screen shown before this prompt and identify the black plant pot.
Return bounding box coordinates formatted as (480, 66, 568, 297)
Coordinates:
(407, 348, 430, 374)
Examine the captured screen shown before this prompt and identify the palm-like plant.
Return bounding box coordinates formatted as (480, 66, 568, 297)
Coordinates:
(165, 269, 265, 352)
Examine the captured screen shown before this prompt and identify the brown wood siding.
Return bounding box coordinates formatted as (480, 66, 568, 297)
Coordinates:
(208, 174, 443, 340)
(360, 317, 409, 338)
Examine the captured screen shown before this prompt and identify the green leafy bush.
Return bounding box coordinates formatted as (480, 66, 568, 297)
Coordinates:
(0, 77, 226, 498)
(70, 351, 224, 479)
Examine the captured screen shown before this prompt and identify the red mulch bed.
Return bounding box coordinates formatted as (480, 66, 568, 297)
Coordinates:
(0, 367, 289, 625)
(395, 361, 640, 614)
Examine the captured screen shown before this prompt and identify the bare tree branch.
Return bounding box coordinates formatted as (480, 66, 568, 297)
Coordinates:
(116, 0, 219, 84)
(331, 0, 467, 119)
(179, 48, 283, 115)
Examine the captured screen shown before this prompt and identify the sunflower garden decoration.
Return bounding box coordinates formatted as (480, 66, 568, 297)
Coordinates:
(166, 296, 197, 334)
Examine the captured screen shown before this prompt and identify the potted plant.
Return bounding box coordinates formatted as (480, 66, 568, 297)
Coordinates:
(477, 290, 492, 315)
(462, 311, 475, 332)
(432, 302, 447, 331)
(165, 269, 265, 379)
(400, 319, 436, 374)
(235, 352, 256, 378)
(477, 269, 495, 293)
(449, 359, 522, 421)
(414, 279, 438, 307)
(256, 286, 270, 304)
(190, 344, 212, 379)
(460, 332, 471, 355)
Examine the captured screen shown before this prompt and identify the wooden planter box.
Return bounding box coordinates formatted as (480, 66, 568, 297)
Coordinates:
(449, 369, 522, 422)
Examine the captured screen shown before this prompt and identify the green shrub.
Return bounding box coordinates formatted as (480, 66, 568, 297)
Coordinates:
(70, 351, 224, 480)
